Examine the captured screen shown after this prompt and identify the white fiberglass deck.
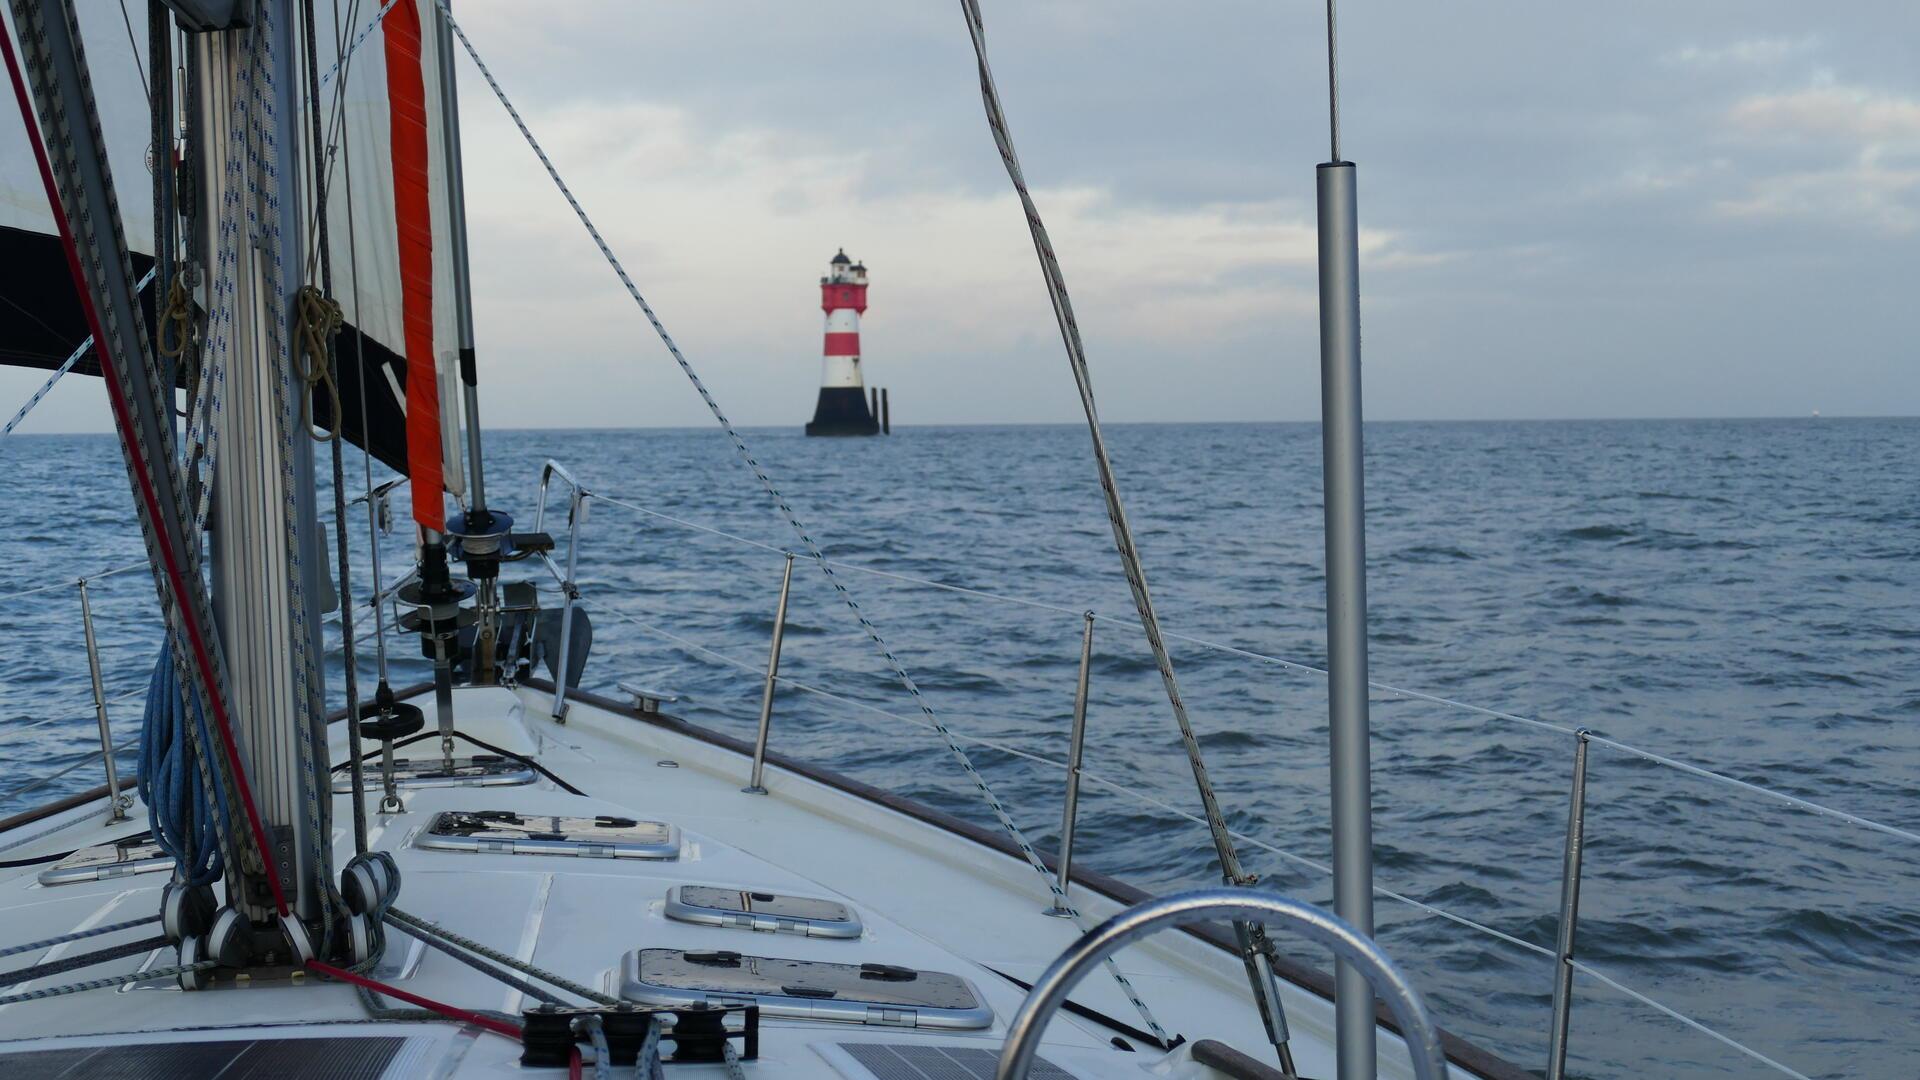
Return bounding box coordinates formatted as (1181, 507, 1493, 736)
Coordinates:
(0, 684, 1473, 1078)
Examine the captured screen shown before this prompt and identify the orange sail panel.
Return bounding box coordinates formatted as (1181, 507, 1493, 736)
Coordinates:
(383, 0, 444, 531)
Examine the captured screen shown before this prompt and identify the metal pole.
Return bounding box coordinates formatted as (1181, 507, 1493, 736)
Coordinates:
(1318, 157, 1376, 1080)
(549, 492, 585, 720)
(431, 0, 486, 512)
(78, 579, 128, 823)
(1044, 611, 1095, 917)
(743, 554, 795, 794)
(1546, 730, 1592, 1080)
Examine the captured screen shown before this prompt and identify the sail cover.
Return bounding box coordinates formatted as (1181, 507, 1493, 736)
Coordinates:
(380, 0, 444, 530)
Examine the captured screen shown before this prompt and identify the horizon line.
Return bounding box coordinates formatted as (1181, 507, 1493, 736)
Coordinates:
(9, 412, 1918, 436)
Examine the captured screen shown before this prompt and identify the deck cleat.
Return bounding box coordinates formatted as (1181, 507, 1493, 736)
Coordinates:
(519, 1002, 758, 1069)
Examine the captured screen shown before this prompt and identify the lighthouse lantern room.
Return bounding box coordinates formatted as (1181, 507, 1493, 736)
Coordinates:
(806, 249, 881, 436)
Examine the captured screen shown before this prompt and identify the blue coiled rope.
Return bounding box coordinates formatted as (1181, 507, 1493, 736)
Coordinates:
(137, 642, 226, 885)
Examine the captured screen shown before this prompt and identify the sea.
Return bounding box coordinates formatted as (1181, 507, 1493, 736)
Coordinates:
(2, 418, 1914, 1080)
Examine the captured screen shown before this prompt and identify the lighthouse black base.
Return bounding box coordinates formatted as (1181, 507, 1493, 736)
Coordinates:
(805, 388, 880, 437)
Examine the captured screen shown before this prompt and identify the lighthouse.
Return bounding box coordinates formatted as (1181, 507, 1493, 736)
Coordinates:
(806, 249, 881, 436)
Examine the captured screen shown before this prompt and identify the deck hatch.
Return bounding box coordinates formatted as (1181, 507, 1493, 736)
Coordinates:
(620, 948, 991, 1029)
(665, 885, 863, 938)
(0, 1035, 411, 1078)
(37, 837, 172, 885)
(833, 1043, 1078, 1079)
(331, 755, 533, 792)
(418, 810, 678, 859)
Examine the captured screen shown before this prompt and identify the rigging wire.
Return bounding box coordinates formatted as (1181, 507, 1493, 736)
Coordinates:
(115, 0, 148, 102)
(426, 0, 1171, 1045)
(0, 269, 157, 443)
(300, 0, 367, 856)
(1325, 0, 1342, 161)
(954, 3, 1294, 1061)
(331, 0, 399, 710)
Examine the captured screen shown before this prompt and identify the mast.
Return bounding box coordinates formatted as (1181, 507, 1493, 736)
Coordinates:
(1316, 2, 1377, 1077)
(430, 0, 508, 686)
(432, 0, 485, 509)
(194, 0, 333, 927)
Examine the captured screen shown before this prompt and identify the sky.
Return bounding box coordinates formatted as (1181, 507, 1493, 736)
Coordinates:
(5, 0, 1918, 432)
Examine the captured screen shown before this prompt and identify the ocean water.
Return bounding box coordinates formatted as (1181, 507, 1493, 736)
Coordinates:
(1, 418, 1914, 1079)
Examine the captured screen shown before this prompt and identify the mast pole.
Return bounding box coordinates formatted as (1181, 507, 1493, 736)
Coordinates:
(430, 0, 504, 686)
(431, 0, 485, 512)
(1317, 2, 1377, 1078)
(195, 0, 332, 926)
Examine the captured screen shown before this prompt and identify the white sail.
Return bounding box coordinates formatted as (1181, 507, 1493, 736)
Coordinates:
(0, 5, 155, 250)
(315, 0, 464, 498)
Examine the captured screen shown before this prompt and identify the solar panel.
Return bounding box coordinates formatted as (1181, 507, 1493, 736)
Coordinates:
(0, 1036, 411, 1079)
(839, 1042, 1077, 1080)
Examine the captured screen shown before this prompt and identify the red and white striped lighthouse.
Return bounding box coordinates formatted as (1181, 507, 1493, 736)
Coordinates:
(805, 249, 880, 436)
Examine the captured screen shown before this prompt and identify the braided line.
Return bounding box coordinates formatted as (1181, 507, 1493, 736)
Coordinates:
(0, 915, 161, 962)
(955, 1, 1302, 1035)
(0, 961, 213, 1006)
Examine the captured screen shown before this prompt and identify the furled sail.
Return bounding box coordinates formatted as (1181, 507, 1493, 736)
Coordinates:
(311, 0, 466, 519)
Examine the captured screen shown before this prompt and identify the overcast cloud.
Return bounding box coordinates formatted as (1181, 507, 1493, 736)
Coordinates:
(6, 1, 1917, 431)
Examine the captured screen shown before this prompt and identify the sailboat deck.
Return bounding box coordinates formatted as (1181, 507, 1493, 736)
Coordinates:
(0, 684, 1472, 1078)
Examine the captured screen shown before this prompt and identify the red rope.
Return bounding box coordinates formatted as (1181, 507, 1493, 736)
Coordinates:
(0, 11, 288, 915)
(569, 1047, 583, 1080)
(308, 959, 525, 1042)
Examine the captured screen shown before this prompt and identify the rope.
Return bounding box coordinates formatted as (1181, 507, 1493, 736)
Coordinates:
(137, 639, 227, 885)
(581, 1014, 612, 1080)
(429, 0, 1169, 1044)
(639, 1020, 665, 1080)
(0, 916, 161, 962)
(955, 3, 1297, 1044)
(293, 283, 343, 440)
(0, 961, 214, 1006)
(156, 271, 194, 360)
(389, 913, 566, 1006)
(0, 934, 167, 988)
(386, 906, 616, 1006)
(309, 959, 524, 1041)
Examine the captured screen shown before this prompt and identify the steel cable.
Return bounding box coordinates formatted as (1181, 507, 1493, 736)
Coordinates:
(428, 0, 1171, 1044)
